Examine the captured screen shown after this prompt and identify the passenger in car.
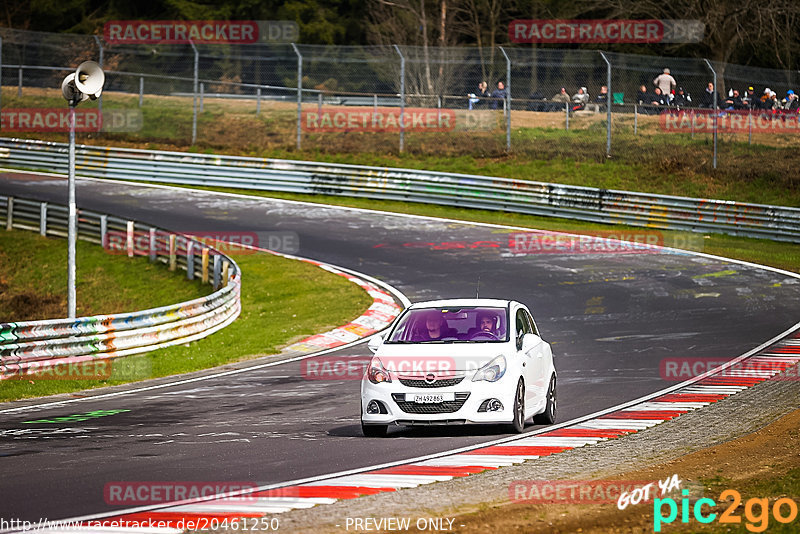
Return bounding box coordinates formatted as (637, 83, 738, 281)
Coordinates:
(420, 313, 457, 340)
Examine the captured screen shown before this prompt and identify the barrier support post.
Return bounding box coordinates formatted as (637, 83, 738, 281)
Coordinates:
(100, 215, 107, 246)
(186, 241, 195, 280)
(222, 260, 229, 287)
(126, 221, 134, 258)
(40, 202, 47, 236)
(6, 197, 12, 230)
(169, 234, 177, 271)
(202, 247, 209, 283)
(149, 227, 156, 262)
(213, 254, 221, 290)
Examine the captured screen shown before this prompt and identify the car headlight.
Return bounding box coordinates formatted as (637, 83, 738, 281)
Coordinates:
(472, 354, 506, 382)
(367, 357, 392, 384)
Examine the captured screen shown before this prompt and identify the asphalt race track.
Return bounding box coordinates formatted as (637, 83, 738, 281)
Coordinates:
(2, 171, 800, 523)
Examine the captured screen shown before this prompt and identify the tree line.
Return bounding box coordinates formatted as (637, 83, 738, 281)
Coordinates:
(4, 0, 800, 71)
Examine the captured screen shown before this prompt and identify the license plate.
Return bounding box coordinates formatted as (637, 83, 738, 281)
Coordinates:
(407, 393, 455, 403)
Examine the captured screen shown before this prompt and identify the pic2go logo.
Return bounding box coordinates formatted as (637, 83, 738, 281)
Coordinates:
(654, 489, 799, 532)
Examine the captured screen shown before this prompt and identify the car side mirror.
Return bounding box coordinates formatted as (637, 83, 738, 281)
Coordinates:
(367, 333, 384, 353)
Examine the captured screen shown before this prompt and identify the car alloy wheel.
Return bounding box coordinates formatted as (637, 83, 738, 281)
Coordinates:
(534, 374, 557, 425)
(508, 379, 525, 433)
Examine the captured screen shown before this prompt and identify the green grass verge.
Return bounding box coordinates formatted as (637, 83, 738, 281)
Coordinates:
(0, 231, 373, 402)
(0, 230, 209, 320)
(5, 87, 800, 207)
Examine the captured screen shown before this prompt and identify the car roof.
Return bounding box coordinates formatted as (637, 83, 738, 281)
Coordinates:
(408, 298, 516, 309)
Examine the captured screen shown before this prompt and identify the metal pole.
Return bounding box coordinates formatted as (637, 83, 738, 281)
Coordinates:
(257, 87, 261, 115)
(18, 66, 22, 97)
(704, 59, 718, 169)
(67, 104, 77, 318)
(394, 45, 406, 152)
(318, 92, 322, 115)
(139, 77, 143, 107)
(190, 41, 198, 145)
(394, 45, 405, 153)
(291, 43, 302, 150)
(374, 94, 378, 114)
(94, 36, 104, 119)
(599, 51, 611, 158)
(40, 202, 47, 236)
(200, 82, 204, 112)
(499, 46, 511, 152)
(565, 102, 569, 130)
(748, 109, 752, 145)
(634, 104, 638, 134)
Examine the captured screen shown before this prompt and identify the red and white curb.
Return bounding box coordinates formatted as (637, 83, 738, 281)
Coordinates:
(37, 330, 800, 533)
(282, 261, 402, 353)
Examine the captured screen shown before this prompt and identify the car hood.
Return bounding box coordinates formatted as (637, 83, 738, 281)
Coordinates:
(374, 342, 507, 374)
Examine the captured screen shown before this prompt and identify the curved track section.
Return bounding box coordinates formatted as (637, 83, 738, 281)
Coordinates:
(2, 170, 800, 524)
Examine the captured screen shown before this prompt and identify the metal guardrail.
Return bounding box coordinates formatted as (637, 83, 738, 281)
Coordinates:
(0, 195, 241, 380)
(1, 137, 799, 242)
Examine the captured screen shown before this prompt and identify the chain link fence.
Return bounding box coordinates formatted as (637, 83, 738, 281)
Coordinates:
(2, 27, 799, 168)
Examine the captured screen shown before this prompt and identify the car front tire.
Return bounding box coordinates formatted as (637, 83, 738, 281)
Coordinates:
(534, 374, 557, 425)
(508, 379, 526, 433)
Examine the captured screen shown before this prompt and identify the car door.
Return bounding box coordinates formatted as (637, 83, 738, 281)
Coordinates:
(522, 308, 547, 399)
(514, 307, 540, 407)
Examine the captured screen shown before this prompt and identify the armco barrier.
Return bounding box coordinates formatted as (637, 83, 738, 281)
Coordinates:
(0, 195, 241, 380)
(1, 137, 799, 242)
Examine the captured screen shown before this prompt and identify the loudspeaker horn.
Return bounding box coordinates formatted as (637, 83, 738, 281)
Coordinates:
(74, 61, 105, 99)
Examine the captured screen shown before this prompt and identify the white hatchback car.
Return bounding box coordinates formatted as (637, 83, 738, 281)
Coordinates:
(361, 298, 556, 437)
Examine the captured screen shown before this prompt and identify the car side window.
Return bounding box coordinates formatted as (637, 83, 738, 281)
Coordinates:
(515, 309, 531, 349)
(524, 310, 539, 336)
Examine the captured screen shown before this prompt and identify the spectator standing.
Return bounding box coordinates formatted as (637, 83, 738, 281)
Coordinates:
(653, 68, 676, 97)
(490, 81, 507, 110)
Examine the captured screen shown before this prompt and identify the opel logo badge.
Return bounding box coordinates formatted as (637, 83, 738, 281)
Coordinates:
(425, 373, 436, 384)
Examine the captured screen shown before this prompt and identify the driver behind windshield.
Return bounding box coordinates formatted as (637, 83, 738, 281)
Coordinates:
(478, 313, 498, 335)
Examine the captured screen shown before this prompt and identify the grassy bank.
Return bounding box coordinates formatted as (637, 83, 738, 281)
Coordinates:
(0, 230, 373, 401)
(4, 87, 800, 208)
(0, 229, 209, 321)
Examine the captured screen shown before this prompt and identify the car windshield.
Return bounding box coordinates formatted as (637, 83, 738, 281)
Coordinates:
(386, 307, 508, 343)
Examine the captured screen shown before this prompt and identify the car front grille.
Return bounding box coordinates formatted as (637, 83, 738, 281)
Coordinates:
(391, 392, 470, 414)
(398, 376, 464, 388)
